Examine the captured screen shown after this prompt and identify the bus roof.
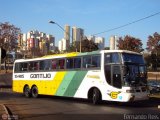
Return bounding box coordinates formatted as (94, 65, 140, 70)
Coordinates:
(103, 50, 141, 55)
(14, 50, 141, 63)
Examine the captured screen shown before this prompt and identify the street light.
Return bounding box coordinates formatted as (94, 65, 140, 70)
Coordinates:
(49, 20, 82, 52)
(49, 21, 66, 32)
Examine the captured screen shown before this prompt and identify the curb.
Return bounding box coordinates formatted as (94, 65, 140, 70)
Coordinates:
(0, 104, 10, 120)
(0, 104, 9, 115)
(0, 85, 12, 88)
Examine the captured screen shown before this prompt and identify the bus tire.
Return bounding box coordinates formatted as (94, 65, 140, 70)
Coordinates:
(31, 86, 38, 98)
(92, 88, 100, 105)
(23, 85, 31, 98)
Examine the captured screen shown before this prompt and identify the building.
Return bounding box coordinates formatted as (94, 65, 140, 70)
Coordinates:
(58, 38, 69, 52)
(22, 33, 27, 51)
(95, 37, 105, 50)
(18, 30, 55, 56)
(47, 34, 55, 52)
(87, 35, 96, 42)
(58, 40, 63, 52)
(64, 25, 70, 42)
(110, 36, 118, 50)
(72, 27, 84, 43)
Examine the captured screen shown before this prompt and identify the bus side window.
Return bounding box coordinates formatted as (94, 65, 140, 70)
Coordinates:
(44, 60, 52, 70)
(92, 55, 100, 68)
(29, 62, 39, 71)
(32, 62, 39, 70)
(52, 60, 57, 69)
(111, 53, 120, 63)
(35, 62, 39, 70)
(28, 62, 34, 71)
(83, 56, 91, 68)
(74, 57, 81, 69)
(105, 53, 120, 64)
(66, 58, 73, 69)
(14, 63, 20, 72)
(58, 59, 65, 69)
(39, 61, 45, 70)
(40, 60, 54, 71)
(22, 63, 28, 71)
(105, 54, 111, 63)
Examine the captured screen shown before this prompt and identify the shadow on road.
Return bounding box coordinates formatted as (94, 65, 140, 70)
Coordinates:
(37, 94, 160, 108)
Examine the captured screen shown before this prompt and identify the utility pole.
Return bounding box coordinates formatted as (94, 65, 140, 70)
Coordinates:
(80, 36, 82, 53)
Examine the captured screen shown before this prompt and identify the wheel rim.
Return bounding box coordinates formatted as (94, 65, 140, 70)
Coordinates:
(24, 86, 30, 97)
(33, 88, 37, 96)
(93, 90, 97, 104)
(32, 86, 38, 98)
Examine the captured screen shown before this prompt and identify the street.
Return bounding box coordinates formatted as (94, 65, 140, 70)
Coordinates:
(0, 89, 160, 120)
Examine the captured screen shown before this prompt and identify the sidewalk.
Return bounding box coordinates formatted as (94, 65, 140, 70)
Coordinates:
(0, 73, 12, 88)
(148, 72, 160, 81)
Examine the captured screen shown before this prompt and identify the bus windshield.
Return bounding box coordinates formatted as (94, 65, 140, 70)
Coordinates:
(122, 53, 145, 64)
(122, 53, 147, 86)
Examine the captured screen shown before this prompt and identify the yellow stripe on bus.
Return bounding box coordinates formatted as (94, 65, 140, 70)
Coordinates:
(42, 52, 78, 58)
(66, 52, 78, 57)
(46, 71, 66, 95)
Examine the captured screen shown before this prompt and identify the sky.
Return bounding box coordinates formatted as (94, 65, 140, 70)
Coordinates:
(0, 0, 160, 48)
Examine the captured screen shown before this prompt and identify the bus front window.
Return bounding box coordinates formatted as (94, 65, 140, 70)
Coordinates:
(122, 53, 147, 86)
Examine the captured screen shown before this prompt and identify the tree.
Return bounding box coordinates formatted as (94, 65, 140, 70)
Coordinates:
(146, 32, 160, 54)
(78, 38, 98, 52)
(0, 22, 21, 51)
(117, 35, 144, 53)
(68, 38, 98, 52)
(104, 47, 109, 50)
(146, 32, 160, 71)
(67, 43, 77, 52)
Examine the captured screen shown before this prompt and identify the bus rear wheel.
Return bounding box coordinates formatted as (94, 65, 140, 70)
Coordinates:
(24, 85, 31, 98)
(92, 88, 101, 104)
(31, 86, 38, 98)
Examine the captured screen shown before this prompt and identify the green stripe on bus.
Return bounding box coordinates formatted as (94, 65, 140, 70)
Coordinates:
(55, 71, 76, 96)
(63, 71, 87, 97)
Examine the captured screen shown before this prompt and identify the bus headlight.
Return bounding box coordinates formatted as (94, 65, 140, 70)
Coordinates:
(126, 89, 135, 93)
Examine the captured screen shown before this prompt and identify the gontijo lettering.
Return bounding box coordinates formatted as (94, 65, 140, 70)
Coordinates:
(30, 73, 51, 78)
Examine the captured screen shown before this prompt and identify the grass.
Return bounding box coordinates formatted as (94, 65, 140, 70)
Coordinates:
(149, 93, 160, 98)
(148, 72, 160, 78)
(0, 70, 12, 74)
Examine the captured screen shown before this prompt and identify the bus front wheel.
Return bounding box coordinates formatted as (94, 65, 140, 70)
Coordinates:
(24, 85, 31, 98)
(92, 88, 101, 104)
(31, 86, 39, 98)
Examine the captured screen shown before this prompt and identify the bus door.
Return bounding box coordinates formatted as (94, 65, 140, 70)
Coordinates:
(104, 53, 122, 89)
(112, 65, 122, 89)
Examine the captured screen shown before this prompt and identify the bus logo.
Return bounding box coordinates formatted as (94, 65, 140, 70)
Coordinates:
(108, 91, 121, 99)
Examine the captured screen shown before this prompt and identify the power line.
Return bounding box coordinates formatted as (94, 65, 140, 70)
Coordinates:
(92, 11, 160, 36)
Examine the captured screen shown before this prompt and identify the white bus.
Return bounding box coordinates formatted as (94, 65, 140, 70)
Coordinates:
(12, 50, 149, 104)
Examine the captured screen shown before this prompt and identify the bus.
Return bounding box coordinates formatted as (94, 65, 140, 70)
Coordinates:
(12, 50, 149, 104)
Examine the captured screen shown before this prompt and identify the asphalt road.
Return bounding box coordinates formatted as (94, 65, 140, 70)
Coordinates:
(0, 89, 160, 120)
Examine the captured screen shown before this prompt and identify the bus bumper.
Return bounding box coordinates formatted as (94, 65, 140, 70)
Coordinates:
(129, 92, 149, 102)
